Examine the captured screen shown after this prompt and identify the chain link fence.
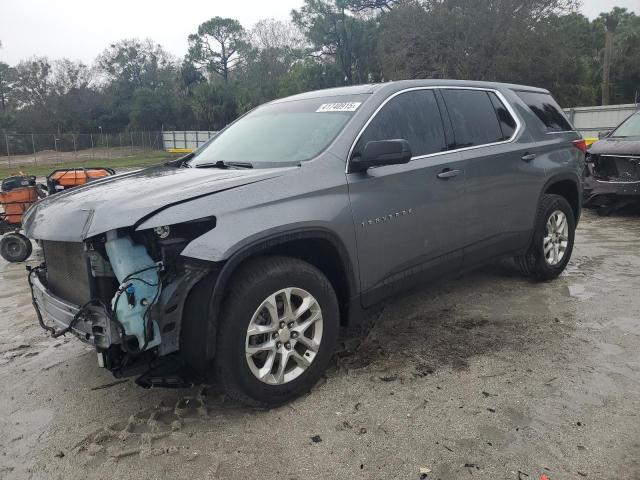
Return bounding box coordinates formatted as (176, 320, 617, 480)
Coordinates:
(0, 131, 164, 168)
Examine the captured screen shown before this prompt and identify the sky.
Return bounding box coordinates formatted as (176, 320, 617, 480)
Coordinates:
(0, 0, 638, 66)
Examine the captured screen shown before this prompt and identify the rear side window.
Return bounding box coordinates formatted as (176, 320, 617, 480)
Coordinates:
(516, 91, 573, 132)
(441, 89, 504, 148)
(488, 92, 517, 140)
(355, 90, 446, 158)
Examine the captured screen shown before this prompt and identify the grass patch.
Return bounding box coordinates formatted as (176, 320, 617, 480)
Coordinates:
(0, 151, 178, 179)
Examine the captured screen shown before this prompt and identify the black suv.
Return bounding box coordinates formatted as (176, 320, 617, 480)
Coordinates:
(24, 80, 583, 406)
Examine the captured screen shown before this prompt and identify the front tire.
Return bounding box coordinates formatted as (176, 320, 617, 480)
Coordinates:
(516, 194, 575, 281)
(0, 233, 33, 263)
(214, 256, 339, 407)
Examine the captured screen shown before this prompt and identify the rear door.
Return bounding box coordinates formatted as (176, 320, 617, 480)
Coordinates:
(439, 88, 543, 265)
(346, 89, 466, 306)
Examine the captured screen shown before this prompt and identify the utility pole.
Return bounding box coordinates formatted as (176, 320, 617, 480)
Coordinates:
(602, 15, 618, 106)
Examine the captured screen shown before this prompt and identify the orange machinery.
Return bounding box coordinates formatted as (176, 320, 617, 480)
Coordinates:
(46, 167, 115, 193)
(0, 176, 39, 262)
(0, 185, 39, 225)
(0, 167, 115, 262)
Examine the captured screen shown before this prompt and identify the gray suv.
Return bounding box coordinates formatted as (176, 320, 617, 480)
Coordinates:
(24, 80, 583, 406)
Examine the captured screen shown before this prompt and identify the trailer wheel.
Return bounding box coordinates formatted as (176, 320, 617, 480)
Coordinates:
(0, 233, 33, 262)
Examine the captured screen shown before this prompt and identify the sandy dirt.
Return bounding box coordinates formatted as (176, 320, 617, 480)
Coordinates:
(0, 210, 639, 480)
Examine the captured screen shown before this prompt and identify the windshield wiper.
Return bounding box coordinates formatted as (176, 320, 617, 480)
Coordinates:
(194, 160, 253, 169)
(165, 152, 195, 168)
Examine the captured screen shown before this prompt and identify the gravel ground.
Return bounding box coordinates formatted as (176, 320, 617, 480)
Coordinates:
(0, 210, 638, 480)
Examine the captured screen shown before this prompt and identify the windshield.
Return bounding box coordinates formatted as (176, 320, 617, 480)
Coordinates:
(611, 112, 640, 138)
(188, 95, 368, 167)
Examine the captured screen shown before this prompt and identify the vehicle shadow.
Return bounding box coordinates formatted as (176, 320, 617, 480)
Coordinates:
(328, 259, 549, 379)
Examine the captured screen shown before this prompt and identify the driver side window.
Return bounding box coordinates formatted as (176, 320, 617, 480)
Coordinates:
(354, 90, 447, 158)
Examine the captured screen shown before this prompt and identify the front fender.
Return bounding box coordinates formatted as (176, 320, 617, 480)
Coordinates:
(136, 155, 357, 265)
(185, 194, 354, 260)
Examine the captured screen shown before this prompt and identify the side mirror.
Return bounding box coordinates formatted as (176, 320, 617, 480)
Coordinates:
(350, 139, 412, 172)
(598, 130, 611, 139)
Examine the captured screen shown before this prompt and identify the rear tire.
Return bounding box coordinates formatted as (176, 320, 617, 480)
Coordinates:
(214, 256, 339, 407)
(515, 194, 575, 281)
(0, 233, 32, 263)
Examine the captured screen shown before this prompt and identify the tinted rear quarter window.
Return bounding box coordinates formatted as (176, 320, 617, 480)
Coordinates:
(516, 91, 573, 132)
(355, 90, 446, 157)
(488, 92, 517, 140)
(441, 89, 504, 148)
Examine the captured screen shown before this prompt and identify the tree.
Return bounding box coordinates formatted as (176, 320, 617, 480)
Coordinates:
(95, 39, 176, 131)
(377, 0, 593, 105)
(251, 18, 306, 52)
(191, 82, 238, 129)
(2, 5, 640, 134)
(52, 59, 93, 94)
(97, 38, 172, 89)
(48, 60, 102, 132)
(278, 58, 344, 96)
(292, 0, 381, 84)
(180, 59, 205, 92)
(229, 19, 307, 108)
(129, 87, 175, 130)
(0, 62, 13, 111)
(11, 57, 52, 109)
(188, 17, 248, 83)
(594, 8, 640, 104)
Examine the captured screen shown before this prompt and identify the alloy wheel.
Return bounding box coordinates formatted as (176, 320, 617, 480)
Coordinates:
(543, 210, 569, 266)
(245, 287, 323, 385)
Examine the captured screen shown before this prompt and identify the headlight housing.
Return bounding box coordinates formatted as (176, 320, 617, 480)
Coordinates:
(134, 217, 216, 265)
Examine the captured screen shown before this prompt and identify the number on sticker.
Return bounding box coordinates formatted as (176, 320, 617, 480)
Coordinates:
(316, 102, 362, 113)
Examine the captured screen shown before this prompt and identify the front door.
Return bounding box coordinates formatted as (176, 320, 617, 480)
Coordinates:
(346, 89, 467, 307)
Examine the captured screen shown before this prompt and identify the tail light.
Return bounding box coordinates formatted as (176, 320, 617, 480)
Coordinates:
(572, 139, 588, 153)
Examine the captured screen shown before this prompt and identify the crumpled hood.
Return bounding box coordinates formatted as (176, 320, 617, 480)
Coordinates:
(589, 137, 640, 156)
(23, 164, 294, 241)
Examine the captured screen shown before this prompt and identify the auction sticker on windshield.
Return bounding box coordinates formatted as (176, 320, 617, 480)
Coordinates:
(316, 102, 362, 113)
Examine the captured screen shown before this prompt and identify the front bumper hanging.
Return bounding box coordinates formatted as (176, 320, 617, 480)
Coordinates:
(28, 265, 118, 349)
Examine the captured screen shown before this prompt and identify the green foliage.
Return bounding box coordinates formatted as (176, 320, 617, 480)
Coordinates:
(0, 62, 13, 111)
(97, 38, 171, 89)
(11, 57, 52, 109)
(187, 17, 249, 82)
(378, 0, 636, 107)
(593, 8, 640, 104)
(129, 87, 176, 130)
(278, 59, 344, 97)
(190, 82, 238, 130)
(292, 0, 382, 84)
(0, 2, 639, 135)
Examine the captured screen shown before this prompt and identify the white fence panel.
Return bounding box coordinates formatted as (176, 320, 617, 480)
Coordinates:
(162, 131, 218, 151)
(564, 104, 639, 136)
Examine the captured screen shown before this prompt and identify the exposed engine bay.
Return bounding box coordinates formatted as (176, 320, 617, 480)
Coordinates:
(583, 153, 640, 214)
(28, 221, 215, 387)
(582, 115, 640, 215)
(587, 154, 640, 183)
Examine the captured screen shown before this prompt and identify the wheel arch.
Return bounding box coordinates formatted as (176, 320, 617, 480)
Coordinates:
(180, 229, 359, 378)
(542, 174, 581, 224)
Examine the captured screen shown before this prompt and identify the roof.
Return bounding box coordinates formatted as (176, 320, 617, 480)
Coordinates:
(273, 79, 549, 104)
(271, 84, 382, 103)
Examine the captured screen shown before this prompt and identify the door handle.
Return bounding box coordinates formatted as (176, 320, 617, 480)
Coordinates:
(521, 152, 537, 162)
(437, 168, 461, 180)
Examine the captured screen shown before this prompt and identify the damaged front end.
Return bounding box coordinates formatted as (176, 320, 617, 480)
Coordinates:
(582, 153, 640, 213)
(28, 219, 215, 387)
